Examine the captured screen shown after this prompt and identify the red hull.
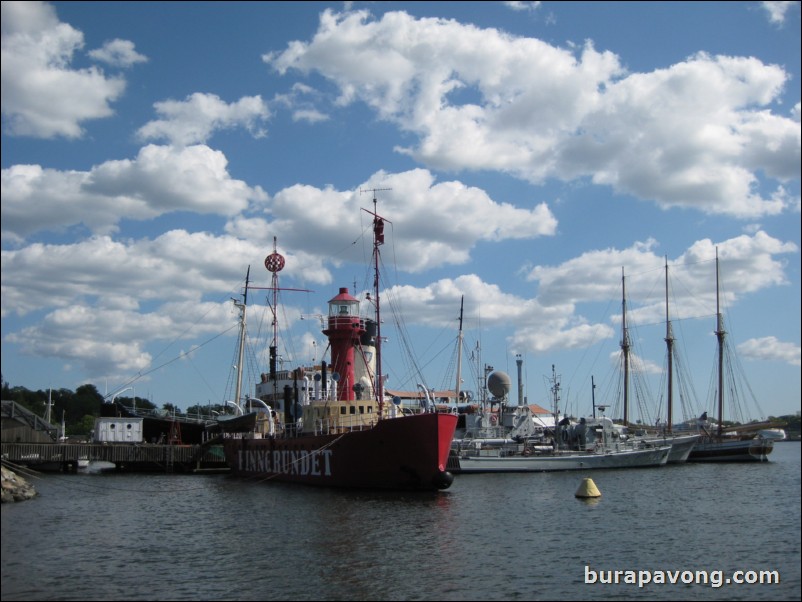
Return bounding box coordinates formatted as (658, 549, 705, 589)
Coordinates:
(222, 412, 458, 491)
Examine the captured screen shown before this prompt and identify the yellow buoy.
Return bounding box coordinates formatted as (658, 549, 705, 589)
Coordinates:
(575, 477, 601, 498)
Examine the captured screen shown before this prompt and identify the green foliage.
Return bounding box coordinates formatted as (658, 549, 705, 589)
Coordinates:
(7, 374, 798, 438)
(161, 402, 184, 415)
(1, 378, 156, 434)
(73, 415, 97, 438)
(770, 413, 801, 437)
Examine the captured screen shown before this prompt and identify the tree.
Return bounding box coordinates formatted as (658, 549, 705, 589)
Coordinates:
(72, 415, 97, 439)
(71, 384, 104, 423)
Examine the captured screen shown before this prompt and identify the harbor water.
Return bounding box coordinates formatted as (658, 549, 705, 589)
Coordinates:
(2, 442, 800, 601)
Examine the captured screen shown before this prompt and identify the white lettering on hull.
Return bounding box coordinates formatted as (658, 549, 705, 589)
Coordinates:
(237, 448, 333, 477)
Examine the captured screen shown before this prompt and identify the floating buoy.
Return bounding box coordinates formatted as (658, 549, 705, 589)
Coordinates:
(575, 477, 601, 498)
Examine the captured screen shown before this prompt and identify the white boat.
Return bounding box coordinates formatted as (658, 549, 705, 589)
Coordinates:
(448, 442, 670, 473)
(758, 428, 787, 441)
(645, 434, 697, 463)
(605, 265, 699, 463)
(447, 367, 671, 474)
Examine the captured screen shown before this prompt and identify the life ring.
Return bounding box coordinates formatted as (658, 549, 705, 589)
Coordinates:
(489, 415, 498, 425)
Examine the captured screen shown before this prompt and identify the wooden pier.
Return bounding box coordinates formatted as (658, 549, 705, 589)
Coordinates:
(0, 441, 228, 473)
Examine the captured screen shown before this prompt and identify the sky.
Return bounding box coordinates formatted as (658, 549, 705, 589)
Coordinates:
(2, 1, 800, 424)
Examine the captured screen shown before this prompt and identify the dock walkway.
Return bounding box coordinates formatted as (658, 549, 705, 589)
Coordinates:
(0, 441, 228, 473)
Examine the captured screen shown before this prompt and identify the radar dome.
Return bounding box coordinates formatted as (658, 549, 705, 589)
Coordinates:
(487, 371, 511, 399)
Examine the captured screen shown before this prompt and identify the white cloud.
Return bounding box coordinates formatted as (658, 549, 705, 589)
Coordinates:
(264, 168, 558, 273)
(738, 336, 801, 366)
(137, 93, 270, 145)
(2, 224, 796, 393)
(1, 145, 268, 239)
(503, 2, 542, 12)
(0, 0, 126, 138)
(761, 1, 798, 24)
(0, 232, 270, 318)
(3, 299, 244, 384)
(526, 232, 797, 325)
(292, 108, 329, 123)
(266, 9, 799, 218)
(88, 38, 148, 68)
(272, 82, 331, 123)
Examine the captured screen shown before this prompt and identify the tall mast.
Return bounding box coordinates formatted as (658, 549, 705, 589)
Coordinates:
(664, 257, 674, 433)
(715, 248, 725, 437)
(455, 296, 464, 406)
(551, 364, 561, 447)
(264, 237, 286, 406)
(258, 238, 310, 420)
(361, 189, 391, 418)
(621, 267, 630, 426)
(474, 341, 483, 408)
(374, 199, 382, 415)
(233, 266, 251, 412)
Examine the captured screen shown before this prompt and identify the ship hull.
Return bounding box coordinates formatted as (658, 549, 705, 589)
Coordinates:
(687, 436, 773, 462)
(447, 445, 671, 474)
(222, 412, 458, 491)
(637, 434, 700, 464)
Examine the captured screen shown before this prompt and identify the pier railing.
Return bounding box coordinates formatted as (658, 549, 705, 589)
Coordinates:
(1, 442, 227, 473)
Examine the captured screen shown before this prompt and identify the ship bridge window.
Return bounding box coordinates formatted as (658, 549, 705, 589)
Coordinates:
(359, 406, 364, 414)
(350, 406, 356, 414)
(340, 407, 346, 415)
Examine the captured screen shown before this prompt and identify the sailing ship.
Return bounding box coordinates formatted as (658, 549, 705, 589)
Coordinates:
(446, 365, 671, 474)
(220, 198, 458, 490)
(686, 251, 775, 462)
(613, 265, 699, 463)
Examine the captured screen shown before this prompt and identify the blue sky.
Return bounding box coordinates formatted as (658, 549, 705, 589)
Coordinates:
(2, 1, 800, 423)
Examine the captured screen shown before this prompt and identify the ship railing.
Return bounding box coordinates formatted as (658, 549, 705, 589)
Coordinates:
(311, 415, 377, 436)
(461, 425, 508, 439)
(121, 405, 218, 426)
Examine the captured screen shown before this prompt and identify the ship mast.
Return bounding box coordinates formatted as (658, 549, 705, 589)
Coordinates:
(620, 267, 631, 427)
(233, 266, 250, 413)
(550, 364, 561, 448)
(361, 189, 391, 419)
(455, 296, 464, 406)
(715, 248, 725, 438)
(264, 238, 286, 411)
(664, 257, 674, 433)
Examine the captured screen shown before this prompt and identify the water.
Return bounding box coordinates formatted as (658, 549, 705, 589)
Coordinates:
(2, 443, 800, 601)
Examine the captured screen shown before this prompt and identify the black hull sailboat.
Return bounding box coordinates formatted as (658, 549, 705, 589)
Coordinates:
(686, 251, 775, 463)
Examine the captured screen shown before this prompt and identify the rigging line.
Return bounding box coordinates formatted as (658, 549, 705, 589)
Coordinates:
(108, 324, 238, 397)
(187, 351, 224, 404)
(147, 281, 247, 366)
